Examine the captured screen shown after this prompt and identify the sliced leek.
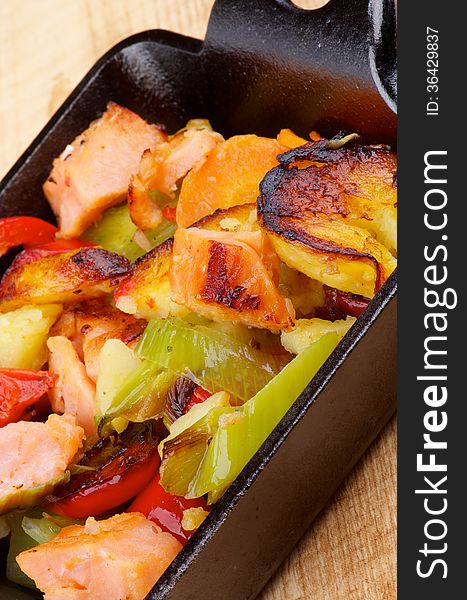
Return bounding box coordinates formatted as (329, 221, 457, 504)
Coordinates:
(137, 318, 289, 402)
(159, 333, 338, 501)
(82, 203, 176, 262)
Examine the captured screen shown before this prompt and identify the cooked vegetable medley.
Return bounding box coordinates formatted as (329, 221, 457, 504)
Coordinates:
(0, 102, 397, 599)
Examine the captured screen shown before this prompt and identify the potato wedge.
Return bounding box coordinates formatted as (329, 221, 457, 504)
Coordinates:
(0, 248, 129, 312)
(281, 316, 356, 355)
(0, 304, 62, 369)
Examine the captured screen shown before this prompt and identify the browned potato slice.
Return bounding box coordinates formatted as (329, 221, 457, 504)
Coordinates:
(114, 239, 188, 320)
(0, 248, 129, 312)
(263, 214, 396, 298)
(258, 137, 397, 298)
(193, 204, 259, 232)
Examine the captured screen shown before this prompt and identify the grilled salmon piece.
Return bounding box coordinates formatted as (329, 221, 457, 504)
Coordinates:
(176, 135, 286, 227)
(50, 300, 146, 382)
(128, 127, 222, 230)
(114, 238, 189, 321)
(17, 512, 182, 600)
(0, 414, 84, 514)
(43, 102, 167, 238)
(47, 336, 97, 440)
(170, 227, 295, 331)
(258, 137, 397, 298)
(114, 205, 262, 321)
(0, 247, 129, 312)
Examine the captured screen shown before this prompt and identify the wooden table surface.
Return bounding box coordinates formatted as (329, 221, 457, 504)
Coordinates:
(0, 1, 396, 598)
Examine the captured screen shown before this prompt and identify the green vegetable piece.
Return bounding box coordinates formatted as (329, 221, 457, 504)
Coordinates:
(5, 510, 40, 590)
(0, 304, 62, 370)
(21, 512, 81, 545)
(0, 472, 70, 516)
(159, 333, 338, 501)
(159, 405, 236, 497)
(5, 509, 81, 591)
(82, 203, 176, 262)
(21, 516, 61, 545)
(137, 318, 289, 402)
(95, 339, 142, 416)
(98, 359, 176, 436)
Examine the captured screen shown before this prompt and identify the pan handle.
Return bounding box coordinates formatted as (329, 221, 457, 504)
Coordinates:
(204, 0, 396, 112)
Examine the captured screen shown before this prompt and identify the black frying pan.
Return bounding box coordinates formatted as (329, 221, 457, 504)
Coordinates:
(0, 1, 396, 598)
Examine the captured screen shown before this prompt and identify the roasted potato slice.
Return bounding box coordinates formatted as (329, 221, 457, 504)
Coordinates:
(258, 137, 397, 297)
(0, 248, 129, 312)
(278, 264, 326, 318)
(281, 316, 356, 355)
(193, 204, 259, 233)
(114, 239, 188, 320)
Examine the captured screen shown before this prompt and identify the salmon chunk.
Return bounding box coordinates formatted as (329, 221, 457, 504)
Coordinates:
(0, 414, 84, 514)
(17, 512, 182, 600)
(49, 300, 146, 382)
(47, 336, 97, 440)
(43, 102, 167, 238)
(128, 127, 222, 230)
(170, 228, 295, 331)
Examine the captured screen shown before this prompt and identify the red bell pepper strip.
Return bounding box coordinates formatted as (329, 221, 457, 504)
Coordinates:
(44, 424, 160, 518)
(183, 385, 211, 414)
(127, 474, 209, 544)
(162, 206, 177, 221)
(325, 287, 370, 318)
(0, 216, 58, 256)
(0, 369, 54, 428)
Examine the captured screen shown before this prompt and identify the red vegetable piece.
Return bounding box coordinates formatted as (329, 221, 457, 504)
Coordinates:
(0, 369, 54, 428)
(162, 206, 177, 221)
(183, 385, 211, 415)
(0, 217, 58, 257)
(325, 286, 370, 318)
(127, 474, 208, 544)
(44, 423, 160, 519)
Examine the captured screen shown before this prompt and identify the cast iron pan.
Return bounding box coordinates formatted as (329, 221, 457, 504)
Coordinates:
(0, 1, 397, 598)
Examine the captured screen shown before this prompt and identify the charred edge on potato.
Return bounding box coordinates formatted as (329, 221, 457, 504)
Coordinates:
(127, 237, 173, 278)
(68, 248, 130, 281)
(190, 203, 257, 230)
(257, 211, 383, 293)
(276, 137, 395, 172)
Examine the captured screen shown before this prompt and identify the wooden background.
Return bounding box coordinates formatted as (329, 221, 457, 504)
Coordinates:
(0, 1, 396, 598)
